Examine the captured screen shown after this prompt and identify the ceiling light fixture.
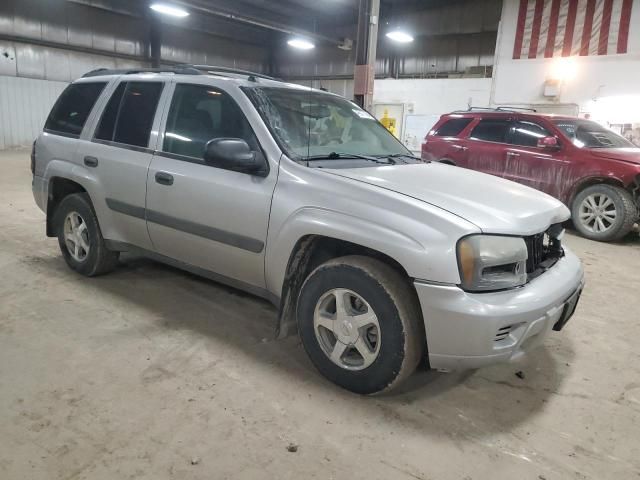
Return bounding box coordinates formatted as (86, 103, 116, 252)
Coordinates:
(150, 3, 190, 17)
(287, 38, 315, 50)
(386, 31, 414, 43)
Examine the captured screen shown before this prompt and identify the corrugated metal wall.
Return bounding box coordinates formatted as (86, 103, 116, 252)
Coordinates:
(0, 0, 270, 148)
(0, 75, 67, 149)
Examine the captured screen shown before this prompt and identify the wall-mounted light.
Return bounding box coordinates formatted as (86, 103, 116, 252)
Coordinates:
(386, 31, 414, 43)
(150, 3, 190, 17)
(287, 38, 315, 50)
(549, 56, 578, 82)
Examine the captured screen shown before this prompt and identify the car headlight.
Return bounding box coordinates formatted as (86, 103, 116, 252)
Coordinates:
(457, 235, 528, 292)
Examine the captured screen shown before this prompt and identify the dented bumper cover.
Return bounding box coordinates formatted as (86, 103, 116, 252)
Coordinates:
(414, 247, 585, 371)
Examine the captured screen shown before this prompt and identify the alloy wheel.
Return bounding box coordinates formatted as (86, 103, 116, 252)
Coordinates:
(578, 193, 617, 234)
(313, 288, 381, 371)
(63, 211, 90, 262)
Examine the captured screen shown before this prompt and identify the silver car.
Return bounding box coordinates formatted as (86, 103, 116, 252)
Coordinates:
(32, 66, 585, 394)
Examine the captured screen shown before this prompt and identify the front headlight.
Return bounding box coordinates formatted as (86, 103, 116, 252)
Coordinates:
(457, 235, 528, 292)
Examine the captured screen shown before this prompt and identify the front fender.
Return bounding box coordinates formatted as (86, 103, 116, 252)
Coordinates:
(265, 205, 468, 298)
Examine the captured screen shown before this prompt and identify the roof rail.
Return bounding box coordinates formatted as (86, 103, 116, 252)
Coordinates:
(186, 64, 277, 81)
(450, 107, 498, 114)
(82, 64, 278, 82)
(449, 106, 539, 114)
(82, 66, 203, 78)
(496, 106, 538, 112)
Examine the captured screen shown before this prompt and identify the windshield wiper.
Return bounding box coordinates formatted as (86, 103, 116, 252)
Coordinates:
(305, 152, 396, 164)
(381, 153, 425, 163)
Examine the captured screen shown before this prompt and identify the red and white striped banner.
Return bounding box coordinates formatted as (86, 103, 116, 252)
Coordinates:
(513, 0, 634, 59)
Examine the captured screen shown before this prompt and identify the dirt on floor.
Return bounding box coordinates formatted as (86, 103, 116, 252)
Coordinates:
(0, 148, 639, 480)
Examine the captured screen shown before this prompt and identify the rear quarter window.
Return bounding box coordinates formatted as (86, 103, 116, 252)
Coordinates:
(434, 118, 473, 137)
(44, 82, 107, 137)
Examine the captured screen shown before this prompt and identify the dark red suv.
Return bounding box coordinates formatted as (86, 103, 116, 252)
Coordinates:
(422, 109, 640, 241)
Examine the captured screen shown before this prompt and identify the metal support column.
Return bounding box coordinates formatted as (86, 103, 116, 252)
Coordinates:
(149, 16, 162, 68)
(354, 0, 380, 111)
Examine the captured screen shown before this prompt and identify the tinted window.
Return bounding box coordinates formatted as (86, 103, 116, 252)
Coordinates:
(510, 120, 551, 147)
(163, 84, 259, 160)
(470, 119, 510, 143)
(95, 83, 125, 141)
(45, 82, 106, 136)
(553, 119, 635, 148)
(435, 118, 473, 137)
(95, 82, 163, 147)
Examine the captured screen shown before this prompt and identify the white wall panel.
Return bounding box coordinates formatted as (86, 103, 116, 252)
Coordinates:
(0, 75, 67, 149)
(492, 0, 640, 123)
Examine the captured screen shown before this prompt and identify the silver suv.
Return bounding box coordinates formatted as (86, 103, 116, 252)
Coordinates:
(32, 66, 585, 394)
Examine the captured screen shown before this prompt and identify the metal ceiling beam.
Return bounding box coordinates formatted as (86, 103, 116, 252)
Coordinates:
(170, 0, 342, 45)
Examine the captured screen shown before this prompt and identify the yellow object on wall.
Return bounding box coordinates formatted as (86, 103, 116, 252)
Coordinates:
(380, 109, 398, 137)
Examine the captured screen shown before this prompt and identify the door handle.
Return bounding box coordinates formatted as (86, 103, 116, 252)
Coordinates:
(506, 151, 520, 158)
(452, 145, 468, 151)
(84, 156, 98, 167)
(155, 171, 174, 186)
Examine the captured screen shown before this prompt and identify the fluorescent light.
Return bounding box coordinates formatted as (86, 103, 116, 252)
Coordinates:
(386, 31, 414, 43)
(150, 3, 189, 17)
(288, 38, 315, 50)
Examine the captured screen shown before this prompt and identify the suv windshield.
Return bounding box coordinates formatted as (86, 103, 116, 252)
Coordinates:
(553, 119, 634, 148)
(243, 87, 411, 160)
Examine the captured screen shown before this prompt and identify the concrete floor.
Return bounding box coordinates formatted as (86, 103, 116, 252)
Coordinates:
(1, 148, 639, 480)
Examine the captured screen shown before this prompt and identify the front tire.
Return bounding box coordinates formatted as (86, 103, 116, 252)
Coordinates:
(571, 184, 638, 242)
(297, 256, 424, 394)
(53, 193, 119, 276)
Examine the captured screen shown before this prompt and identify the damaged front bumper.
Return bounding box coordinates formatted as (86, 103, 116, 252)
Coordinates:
(414, 247, 585, 371)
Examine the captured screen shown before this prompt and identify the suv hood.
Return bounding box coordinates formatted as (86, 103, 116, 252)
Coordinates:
(325, 162, 569, 236)
(588, 147, 640, 165)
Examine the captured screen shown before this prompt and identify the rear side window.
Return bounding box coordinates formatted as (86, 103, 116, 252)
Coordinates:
(510, 120, 551, 147)
(470, 119, 510, 143)
(95, 82, 163, 148)
(45, 82, 107, 137)
(434, 118, 473, 137)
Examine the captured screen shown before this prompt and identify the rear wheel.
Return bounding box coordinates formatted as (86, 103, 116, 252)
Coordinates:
(297, 256, 424, 394)
(53, 193, 119, 276)
(571, 184, 638, 242)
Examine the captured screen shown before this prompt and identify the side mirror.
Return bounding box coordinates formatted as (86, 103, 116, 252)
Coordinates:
(204, 138, 267, 176)
(537, 136, 560, 150)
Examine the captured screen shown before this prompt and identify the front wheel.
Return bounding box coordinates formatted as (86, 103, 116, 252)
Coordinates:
(297, 256, 424, 394)
(571, 184, 638, 242)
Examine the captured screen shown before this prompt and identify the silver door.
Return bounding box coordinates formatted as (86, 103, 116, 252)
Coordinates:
(75, 77, 169, 249)
(145, 82, 277, 289)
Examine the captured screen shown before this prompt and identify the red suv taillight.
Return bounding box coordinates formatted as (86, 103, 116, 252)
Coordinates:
(30, 140, 36, 175)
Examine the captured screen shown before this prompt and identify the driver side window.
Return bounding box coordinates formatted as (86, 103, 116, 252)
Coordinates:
(509, 120, 551, 148)
(163, 84, 259, 160)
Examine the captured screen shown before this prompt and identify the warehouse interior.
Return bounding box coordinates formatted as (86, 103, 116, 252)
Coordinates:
(1, 0, 639, 479)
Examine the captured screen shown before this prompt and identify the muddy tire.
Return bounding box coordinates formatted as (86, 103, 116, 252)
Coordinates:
(571, 184, 638, 242)
(53, 193, 119, 276)
(297, 255, 424, 395)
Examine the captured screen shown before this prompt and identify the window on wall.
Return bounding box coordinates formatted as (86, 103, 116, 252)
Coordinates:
(163, 84, 259, 160)
(94, 82, 163, 148)
(509, 120, 551, 147)
(470, 119, 511, 143)
(45, 82, 107, 137)
(434, 118, 473, 137)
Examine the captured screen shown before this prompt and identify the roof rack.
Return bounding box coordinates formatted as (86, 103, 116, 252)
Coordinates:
(496, 106, 538, 112)
(82, 64, 278, 82)
(186, 64, 278, 81)
(82, 66, 203, 78)
(450, 106, 538, 114)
